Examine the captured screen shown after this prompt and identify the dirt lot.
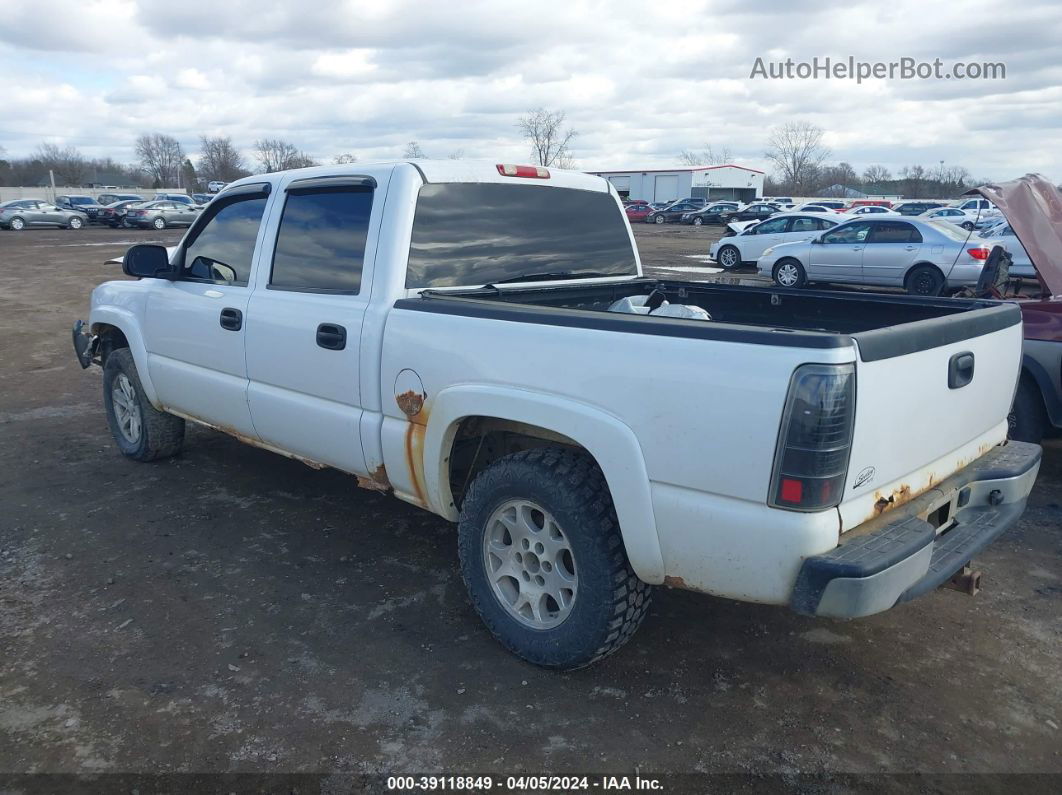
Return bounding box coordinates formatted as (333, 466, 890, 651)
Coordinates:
(1, 225, 1060, 782)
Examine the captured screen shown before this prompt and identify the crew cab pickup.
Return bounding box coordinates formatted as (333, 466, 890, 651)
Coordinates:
(72, 161, 1041, 669)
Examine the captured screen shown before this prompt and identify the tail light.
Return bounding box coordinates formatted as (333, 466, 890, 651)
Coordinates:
(496, 164, 549, 179)
(770, 364, 856, 511)
(967, 247, 990, 260)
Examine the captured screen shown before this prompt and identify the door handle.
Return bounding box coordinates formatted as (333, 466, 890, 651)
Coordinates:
(948, 351, 975, 389)
(219, 307, 242, 331)
(316, 323, 347, 350)
(905, 245, 917, 251)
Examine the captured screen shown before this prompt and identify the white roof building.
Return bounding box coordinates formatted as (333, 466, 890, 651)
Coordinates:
(586, 164, 765, 204)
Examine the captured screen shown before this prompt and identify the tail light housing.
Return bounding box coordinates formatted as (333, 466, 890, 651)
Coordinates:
(770, 363, 856, 511)
(967, 247, 990, 260)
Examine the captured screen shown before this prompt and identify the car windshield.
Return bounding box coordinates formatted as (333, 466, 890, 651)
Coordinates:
(69, 197, 97, 205)
(407, 183, 638, 288)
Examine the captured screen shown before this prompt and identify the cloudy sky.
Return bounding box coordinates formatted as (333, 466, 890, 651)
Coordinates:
(2, 0, 1060, 180)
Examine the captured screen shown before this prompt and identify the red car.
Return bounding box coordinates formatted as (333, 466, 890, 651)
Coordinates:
(964, 175, 1062, 443)
(625, 204, 652, 221)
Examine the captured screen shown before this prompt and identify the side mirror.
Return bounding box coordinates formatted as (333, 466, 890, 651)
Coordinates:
(123, 244, 177, 279)
(812, 237, 824, 245)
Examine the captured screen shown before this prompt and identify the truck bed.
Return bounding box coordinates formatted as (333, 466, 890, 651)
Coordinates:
(405, 279, 1020, 362)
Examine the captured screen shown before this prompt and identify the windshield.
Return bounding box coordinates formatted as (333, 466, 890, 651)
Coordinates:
(406, 183, 638, 288)
(70, 197, 97, 205)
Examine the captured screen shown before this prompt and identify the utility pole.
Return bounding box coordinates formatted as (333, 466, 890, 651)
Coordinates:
(49, 169, 56, 203)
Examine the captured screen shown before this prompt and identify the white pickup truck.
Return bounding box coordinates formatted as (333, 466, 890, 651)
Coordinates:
(73, 160, 1041, 669)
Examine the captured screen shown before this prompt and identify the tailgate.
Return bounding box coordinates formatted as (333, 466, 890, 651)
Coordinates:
(839, 304, 1023, 531)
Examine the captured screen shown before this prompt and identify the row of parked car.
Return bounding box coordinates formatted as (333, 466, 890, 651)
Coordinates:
(0, 191, 218, 231)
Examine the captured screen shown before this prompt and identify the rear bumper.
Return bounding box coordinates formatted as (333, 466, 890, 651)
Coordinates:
(790, 441, 1041, 618)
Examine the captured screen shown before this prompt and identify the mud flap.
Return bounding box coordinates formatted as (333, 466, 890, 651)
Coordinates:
(72, 319, 98, 369)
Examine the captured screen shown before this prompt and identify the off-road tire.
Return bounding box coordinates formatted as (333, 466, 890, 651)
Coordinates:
(103, 348, 185, 462)
(458, 448, 652, 670)
(1008, 376, 1048, 444)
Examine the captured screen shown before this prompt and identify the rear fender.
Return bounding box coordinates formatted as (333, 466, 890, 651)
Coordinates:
(423, 385, 665, 584)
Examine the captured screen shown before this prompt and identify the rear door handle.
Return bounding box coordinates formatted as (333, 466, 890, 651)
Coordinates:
(316, 323, 347, 350)
(948, 351, 975, 389)
(219, 307, 242, 331)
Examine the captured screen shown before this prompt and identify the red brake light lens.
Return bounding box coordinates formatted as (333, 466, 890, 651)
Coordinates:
(496, 164, 550, 179)
(967, 247, 990, 261)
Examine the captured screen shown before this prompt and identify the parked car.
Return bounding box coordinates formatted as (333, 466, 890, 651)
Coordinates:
(625, 204, 653, 222)
(126, 200, 201, 229)
(710, 212, 840, 268)
(977, 222, 1034, 279)
(955, 198, 997, 214)
(758, 217, 992, 295)
(648, 202, 670, 210)
(100, 200, 147, 228)
(97, 193, 144, 206)
(804, 199, 846, 212)
(920, 206, 981, 230)
(645, 200, 702, 224)
(840, 205, 900, 217)
(72, 159, 1038, 670)
(763, 196, 795, 209)
(207, 180, 227, 193)
(678, 202, 740, 226)
(153, 193, 203, 207)
(796, 203, 837, 214)
(55, 194, 105, 223)
(847, 199, 893, 210)
(192, 193, 214, 204)
(0, 199, 89, 230)
(719, 203, 779, 224)
(891, 201, 948, 216)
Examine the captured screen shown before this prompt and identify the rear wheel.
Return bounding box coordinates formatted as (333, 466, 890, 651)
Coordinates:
(9, 216, 25, 230)
(961, 221, 975, 231)
(692, 217, 703, 226)
(153, 217, 166, 230)
(654, 215, 665, 224)
(458, 448, 651, 670)
(103, 348, 185, 462)
(905, 265, 945, 296)
(717, 245, 741, 269)
(772, 258, 807, 288)
(1009, 376, 1048, 444)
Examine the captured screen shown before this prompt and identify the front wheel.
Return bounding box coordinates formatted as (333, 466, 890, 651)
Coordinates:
(654, 215, 665, 224)
(717, 245, 741, 269)
(103, 348, 185, 462)
(905, 265, 945, 296)
(772, 258, 807, 288)
(458, 448, 651, 670)
(961, 221, 975, 231)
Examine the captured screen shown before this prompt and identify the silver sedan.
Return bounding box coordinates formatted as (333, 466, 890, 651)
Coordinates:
(0, 199, 89, 230)
(756, 217, 991, 296)
(125, 201, 201, 229)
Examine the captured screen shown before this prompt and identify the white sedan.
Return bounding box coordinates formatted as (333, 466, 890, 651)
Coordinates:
(756, 216, 991, 295)
(840, 205, 899, 217)
(978, 222, 1035, 278)
(921, 206, 995, 230)
(709, 212, 840, 268)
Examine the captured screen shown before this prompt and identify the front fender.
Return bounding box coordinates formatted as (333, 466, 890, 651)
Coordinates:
(423, 385, 665, 584)
(89, 305, 159, 406)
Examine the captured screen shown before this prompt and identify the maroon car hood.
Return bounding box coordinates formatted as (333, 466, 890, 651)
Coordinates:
(965, 174, 1062, 295)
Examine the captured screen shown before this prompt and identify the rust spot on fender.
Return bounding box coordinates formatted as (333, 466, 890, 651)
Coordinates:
(402, 396, 430, 508)
(663, 576, 689, 590)
(396, 390, 424, 418)
(356, 464, 392, 493)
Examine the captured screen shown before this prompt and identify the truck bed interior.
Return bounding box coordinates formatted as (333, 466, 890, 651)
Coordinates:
(429, 279, 1003, 335)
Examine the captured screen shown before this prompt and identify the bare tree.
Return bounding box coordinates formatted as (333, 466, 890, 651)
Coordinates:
(898, 164, 929, 198)
(136, 133, 185, 187)
(517, 108, 577, 168)
(34, 142, 87, 185)
(862, 164, 891, 185)
(403, 141, 427, 159)
(764, 121, 830, 194)
(254, 138, 317, 173)
(447, 148, 465, 160)
(333, 153, 358, 164)
(677, 144, 734, 166)
(198, 135, 247, 182)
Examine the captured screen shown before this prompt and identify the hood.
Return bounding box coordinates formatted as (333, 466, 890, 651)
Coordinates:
(965, 174, 1062, 295)
(727, 220, 758, 234)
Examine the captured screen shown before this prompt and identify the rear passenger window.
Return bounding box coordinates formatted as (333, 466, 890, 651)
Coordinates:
(269, 186, 373, 293)
(869, 222, 922, 244)
(181, 195, 267, 285)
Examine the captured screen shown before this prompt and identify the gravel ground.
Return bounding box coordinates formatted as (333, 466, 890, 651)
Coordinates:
(0, 225, 1059, 783)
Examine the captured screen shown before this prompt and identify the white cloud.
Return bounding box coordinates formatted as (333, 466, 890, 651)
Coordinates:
(0, 0, 1057, 181)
